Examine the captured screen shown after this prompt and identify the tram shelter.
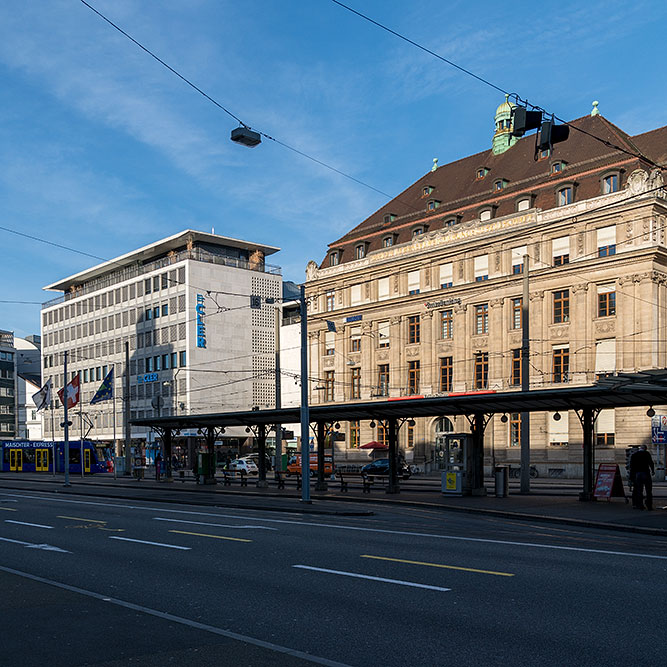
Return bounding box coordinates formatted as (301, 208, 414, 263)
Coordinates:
(132, 371, 667, 501)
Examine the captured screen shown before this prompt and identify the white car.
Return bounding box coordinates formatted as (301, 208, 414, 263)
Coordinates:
(227, 458, 258, 476)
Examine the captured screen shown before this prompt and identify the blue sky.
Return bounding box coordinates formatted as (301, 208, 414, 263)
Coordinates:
(1, 0, 665, 338)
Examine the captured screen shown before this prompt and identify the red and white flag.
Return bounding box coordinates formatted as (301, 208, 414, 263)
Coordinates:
(57, 374, 80, 410)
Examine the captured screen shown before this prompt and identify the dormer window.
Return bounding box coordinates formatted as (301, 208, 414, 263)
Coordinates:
(479, 207, 494, 221)
(427, 199, 441, 211)
(355, 243, 368, 259)
(557, 186, 574, 207)
(383, 213, 397, 224)
(412, 226, 427, 239)
(443, 216, 460, 228)
(602, 172, 620, 194)
(539, 148, 550, 160)
(551, 161, 565, 174)
(494, 179, 508, 191)
(329, 251, 340, 266)
(382, 235, 396, 248)
(476, 167, 489, 180)
(422, 185, 434, 197)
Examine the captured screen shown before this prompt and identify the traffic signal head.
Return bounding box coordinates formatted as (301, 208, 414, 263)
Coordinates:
(512, 107, 542, 137)
(231, 126, 261, 147)
(538, 121, 570, 151)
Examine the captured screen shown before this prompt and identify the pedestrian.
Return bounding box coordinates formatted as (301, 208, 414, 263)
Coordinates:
(630, 445, 655, 510)
(155, 453, 162, 482)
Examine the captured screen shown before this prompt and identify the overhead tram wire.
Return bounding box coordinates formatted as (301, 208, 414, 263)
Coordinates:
(78, 0, 422, 211)
(330, 1, 666, 173)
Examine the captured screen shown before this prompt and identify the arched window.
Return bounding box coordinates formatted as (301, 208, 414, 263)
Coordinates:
(434, 417, 454, 434)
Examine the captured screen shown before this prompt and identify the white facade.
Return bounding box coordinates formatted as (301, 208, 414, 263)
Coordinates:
(40, 231, 281, 449)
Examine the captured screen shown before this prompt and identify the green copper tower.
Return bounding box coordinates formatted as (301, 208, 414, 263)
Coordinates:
(492, 95, 518, 155)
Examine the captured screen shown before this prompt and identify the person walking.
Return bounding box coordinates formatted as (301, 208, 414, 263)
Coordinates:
(630, 445, 655, 510)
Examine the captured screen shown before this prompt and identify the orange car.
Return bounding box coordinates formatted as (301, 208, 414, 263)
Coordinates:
(286, 454, 333, 477)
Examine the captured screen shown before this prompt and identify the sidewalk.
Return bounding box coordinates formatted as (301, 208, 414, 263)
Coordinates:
(1, 471, 665, 536)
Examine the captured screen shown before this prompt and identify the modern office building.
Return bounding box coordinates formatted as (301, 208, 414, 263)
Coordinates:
(40, 230, 282, 453)
(15, 335, 42, 439)
(0, 330, 17, 439)
(304, 100, 667, 476)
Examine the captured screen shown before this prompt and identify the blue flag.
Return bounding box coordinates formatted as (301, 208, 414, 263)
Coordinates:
(90, 368, 114, 405)
(326, 320, 337, 333)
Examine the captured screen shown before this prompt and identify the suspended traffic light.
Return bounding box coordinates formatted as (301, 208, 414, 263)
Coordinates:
(231, 126, 261, 147)
(512, 107, 542, 137)
(538, 120, 569, 151)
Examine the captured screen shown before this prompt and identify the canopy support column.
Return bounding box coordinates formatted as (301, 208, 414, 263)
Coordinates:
(315, 421, 328, 491)
(256, 423, 268, 488)
(387, 417, 400, 494)
(579, 408, 595, 501)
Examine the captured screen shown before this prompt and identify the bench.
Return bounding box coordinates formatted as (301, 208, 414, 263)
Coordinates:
(336, 471, 373, 494)
(274, 470, 287, 489)
(221, 470, 248, 487)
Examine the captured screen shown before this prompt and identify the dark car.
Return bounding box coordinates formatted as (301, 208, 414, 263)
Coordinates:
(361, 458, 411, 480)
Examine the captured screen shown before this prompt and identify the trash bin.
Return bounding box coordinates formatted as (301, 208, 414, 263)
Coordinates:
(494, 466, 508, 498)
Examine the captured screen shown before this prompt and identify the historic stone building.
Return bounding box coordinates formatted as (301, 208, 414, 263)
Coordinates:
(304, 101, 667, 477)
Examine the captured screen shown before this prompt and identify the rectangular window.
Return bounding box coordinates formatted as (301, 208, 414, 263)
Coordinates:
(553, 289, 570, 323)
(154, 356, 161, 371)
(355, 244, 366, 260)
(349, 420, 360, 448)
(603, 174, 619, 194)
(440, 310, 453, 339)
(161, 273, 169, 290)
(552, 346, 569, 383)
(408, 315, 420, 344)
(324, 331, 335, 356)
(511, 297, 522, 330)
(153, 276, 160, 292)
(408, 361, 420, 395)
(378, 321, 390, 348)
(407, 422, 415, 448)
(510, 413, 521, 447)
(378, 277, 390, 301)
(350, 284, 362, 305)
(407, 270, 420, 295)
(558, 187, 573, 206)
(511, 246, 526, 274)
(474, 352, 488, 389)
(597, 285, 616, 317)
(145, 278, 151, 294)
(439, 357, 453, 392)
(324, 371, 335, 402)
(439, 263, 453, 288)
(595, 409, 615, 446)
(325, 291, 335, 312)
(475, 304, 489, 334)
(474, 255, 489, 281)
(153, 306, 160, 319)
(146, 357, 154, 373)
(552, 236, 570, 265)
(162, 303, 169, 317)
(179, 350, 186, 367)
(511, 349, 522, 386)
(378, 364, 389, 396)
(351, 367, 361, 399)
(83, 369, 89, 383)
(145, 308, 152, 321)
(597, 225, 616, 257)
(171, 352, 177, 369)
(377, 422, 388, 447)
(595, 339, 616, 379)
(350, 326, 361, 352)
(549, 411, 569, 447)
(162, 354, 170, 370)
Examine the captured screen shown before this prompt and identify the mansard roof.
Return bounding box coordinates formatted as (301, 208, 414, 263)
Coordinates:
(322, 114, 666, 267)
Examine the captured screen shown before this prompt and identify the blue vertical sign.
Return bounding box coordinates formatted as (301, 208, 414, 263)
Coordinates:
(196, 294, 206, 348)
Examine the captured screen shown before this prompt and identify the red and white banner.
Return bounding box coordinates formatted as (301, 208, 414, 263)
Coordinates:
(57, 374, 80, 410)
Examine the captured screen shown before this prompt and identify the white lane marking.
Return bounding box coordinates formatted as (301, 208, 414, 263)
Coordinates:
(293, 565, 451, 592)
(153, 517, 277, 530)
(0, 565, 351, 667)
(5, 520, 53, 529)
(108, 536, 191, 550)
(0, 536, 70, 553)
(3, 491, 666, 561)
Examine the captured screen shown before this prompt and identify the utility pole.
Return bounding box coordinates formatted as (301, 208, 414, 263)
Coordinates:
(274, 304, 282, 472)
(124, 341, 131, 475)
(520, 254, 531, 493)
(299, 285, 311, 503)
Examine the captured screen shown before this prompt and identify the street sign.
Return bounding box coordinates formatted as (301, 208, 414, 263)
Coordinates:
(651, 415, 667, 444)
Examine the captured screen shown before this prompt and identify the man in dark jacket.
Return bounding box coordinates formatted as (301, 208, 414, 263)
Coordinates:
(630, 445, 655, 510)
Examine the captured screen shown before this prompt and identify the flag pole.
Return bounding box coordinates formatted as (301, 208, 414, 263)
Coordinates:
(63, 352, 71, 487)
(113, 363, 117, 479)
(80, 370, 84, 478)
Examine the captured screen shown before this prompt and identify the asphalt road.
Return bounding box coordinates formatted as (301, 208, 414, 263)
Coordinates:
(0, 489, 665, 667)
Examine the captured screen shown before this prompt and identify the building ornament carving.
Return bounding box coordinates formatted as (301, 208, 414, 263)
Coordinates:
(529, 290, 545, 301)
(627, 169, 649, 195)
(495, 252, 501, 272)
(490, 298, 503, 307)
(595, 320, 616, 335)
(470, 337, 488, 349)
(571, 283, 588, 294)
(323, 357, 335, 368)
(577, 232, 584, 256)
(405, 347, 421, 357)
(549, 325, 569, 339)
(376, 350, 389, 361)
(305, 260, 319, 282)
(393, 275, 399, 293)
(390, 316, 401, 325)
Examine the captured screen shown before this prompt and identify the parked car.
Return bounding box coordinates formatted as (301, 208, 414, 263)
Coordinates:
(286, 454, 333, 477)
(246, 452, 272, 471)
(226, 458, 258, 476)
(361, 458, 411, 480)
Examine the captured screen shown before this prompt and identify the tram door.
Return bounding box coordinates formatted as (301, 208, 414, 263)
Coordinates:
(35, 449, 49, 472)
(83, 449, 91, 473)
(9, 449, 22, 471)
